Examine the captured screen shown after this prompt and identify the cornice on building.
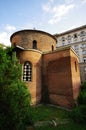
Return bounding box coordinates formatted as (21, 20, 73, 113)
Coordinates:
(14, 45, 43, 54)
(43, 45, 79, 59)
(54, 25, 86, 37)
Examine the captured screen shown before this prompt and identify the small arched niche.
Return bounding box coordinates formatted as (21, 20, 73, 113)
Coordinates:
(51, 45, 54, 51)
(33, 40, 37, 49)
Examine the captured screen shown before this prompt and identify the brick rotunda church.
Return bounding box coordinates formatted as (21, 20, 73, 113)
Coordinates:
(10, 29, 81, 108)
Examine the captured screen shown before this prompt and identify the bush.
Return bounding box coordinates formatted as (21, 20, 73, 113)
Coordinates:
(81, 82, 86, 91)
(78, 82, 86, 105)
(69, 105, 86, 124)
(0, 81, 33, 130)
(78, 91, 86, 105)
(69, 82, 86, 124)
(0, 47, 33, 130)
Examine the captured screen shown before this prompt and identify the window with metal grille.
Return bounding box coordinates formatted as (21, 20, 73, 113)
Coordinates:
(23, 61, 32, 81)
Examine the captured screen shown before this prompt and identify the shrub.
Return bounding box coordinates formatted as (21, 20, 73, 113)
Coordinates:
(81, 82, 86, 91)
(0, 47, 33, 130)
(0, 81, 33, 130)
(78, 82, 86, 105)
(78, 91, 86, 105)
(69, 82, 86, 124)
(69, 105, 86, 124)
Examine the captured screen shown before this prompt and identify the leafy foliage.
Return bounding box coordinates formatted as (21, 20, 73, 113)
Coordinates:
(69, 105, 86, 124)
(0, 47, 33, 130)
(78, 82, 86, 104)
(0, 43, 6, 48)
(69, 82, 86, 124)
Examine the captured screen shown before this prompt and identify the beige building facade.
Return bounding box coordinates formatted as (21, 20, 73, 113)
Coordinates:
(55, 25, 86, 82)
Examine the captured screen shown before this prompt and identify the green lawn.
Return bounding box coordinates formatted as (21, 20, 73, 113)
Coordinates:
(32, 105, 68, 122)
(34, 123, 86, 130)
(30, 104, 86, 130)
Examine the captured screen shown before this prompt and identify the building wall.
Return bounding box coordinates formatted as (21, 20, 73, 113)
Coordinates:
(55, 25, 86, 82)
(70, 50, 81, 100)
(11, 30, 57, 105)
(11, 30, 56, 52)
(17, 49, 42, 104)
(80, 63, 86, 82)
(10, 29, 81, 108)
(42, 47, 81, 108)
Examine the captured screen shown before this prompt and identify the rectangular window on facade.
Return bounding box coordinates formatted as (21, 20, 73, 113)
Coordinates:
(83, 58, 86, 62)
(81, 43, 86, 48)
(62, 43, 65, 46)
(67, 35, 71, 44)
(74, 34, 78, 42)
(62, 37, 65, 42)
(84, 67, 86, 72)
(80, 31, 85, 37)
(82, 50, 86, 55)
(80, 31, 86, 41)
(74, 45, 78, 50)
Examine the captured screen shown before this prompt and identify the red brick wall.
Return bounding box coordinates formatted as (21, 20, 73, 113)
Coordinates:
(70, 51, 81, 102)
(42, 48, 81, 108)
(10, 30, 57, 105)
(16, 49, 42, 105)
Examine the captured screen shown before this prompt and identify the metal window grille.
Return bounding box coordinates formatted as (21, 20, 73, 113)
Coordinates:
(23, 61, 32, 81)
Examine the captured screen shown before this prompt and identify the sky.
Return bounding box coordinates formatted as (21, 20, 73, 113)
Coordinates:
(0, 0, 86, 46)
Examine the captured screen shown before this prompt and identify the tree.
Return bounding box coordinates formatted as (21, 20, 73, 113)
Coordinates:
(0, 47, 33, 130)
(0, 43, 7, 49)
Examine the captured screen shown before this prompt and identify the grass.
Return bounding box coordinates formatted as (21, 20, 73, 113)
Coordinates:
(34, 122, 86, 130)
(30, 104, 86, 130)
(31, 104, 68, 122)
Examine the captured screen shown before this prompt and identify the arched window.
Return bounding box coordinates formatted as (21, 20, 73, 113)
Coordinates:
(67, 35, 71, 44)
(33, 40, 37, 49)
(74, 33, 78, 41)
(75, 61, 77, 72)
(67, 35, 71, 41)
(62, 37, 65, 46)
(51, 45, 54, 51)
(23, 61, 32, 81)
(62, 37, 65, 42)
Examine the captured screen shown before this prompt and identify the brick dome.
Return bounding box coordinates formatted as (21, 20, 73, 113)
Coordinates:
(10, 29, 57, 52)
